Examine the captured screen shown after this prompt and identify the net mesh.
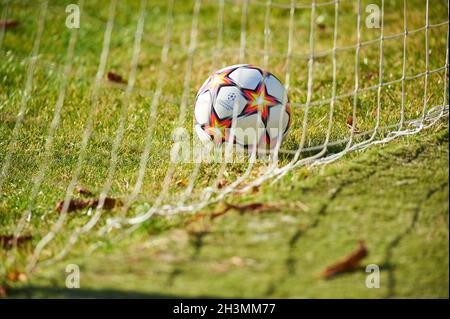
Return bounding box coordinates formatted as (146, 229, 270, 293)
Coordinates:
(0, 0, 448, 276)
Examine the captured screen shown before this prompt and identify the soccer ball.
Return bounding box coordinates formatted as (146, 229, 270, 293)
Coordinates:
(194, 64, 291, 150)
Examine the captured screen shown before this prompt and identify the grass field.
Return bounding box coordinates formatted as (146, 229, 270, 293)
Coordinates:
(0, 0, 448, 298)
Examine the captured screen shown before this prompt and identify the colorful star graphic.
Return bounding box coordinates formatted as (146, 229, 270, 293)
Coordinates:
(203, 110, 232, 143)
(241, 83, 278, 125)
(209, 69, 235, 95)
(197, 68, 236, 98)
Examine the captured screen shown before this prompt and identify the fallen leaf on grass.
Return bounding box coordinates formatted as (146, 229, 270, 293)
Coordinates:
(0, 235, 32, 249)
(107, 71, 127, 84)
(320, 240, 368, 279)
(346, 115, 354, 127)
(225, 202, 282, 214)
(55, 198, 89, 212)
(55, 197, 122, 213)
(317, 23, 326, 30)
(186, 212, 207, 225)
(7, 271, 27, 282)
(346, 116, 361, 134)
(186, 202, 282, 224)
(75, 185, 94, 196)
(251, 185, 260, 194)
(217, 179, 228, 189)
(0, 19, 19, 30)
(0, 286, 6, 298)
(365, 71, 377, 80)
(94, 197, 122, 210)
(176, 179, 188, 187)
(210, 209, 230, 220)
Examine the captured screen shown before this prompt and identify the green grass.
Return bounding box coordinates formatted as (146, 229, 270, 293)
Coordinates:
(0, 0, 448, 298)
(6, 124, 450, 299)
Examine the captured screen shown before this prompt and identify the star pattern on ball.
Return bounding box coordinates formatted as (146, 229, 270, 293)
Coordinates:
(210, 69, 236, 94)
(241, 83, 278, 125)
(202, 110, 232, 143)
(199, 68, 236, 97)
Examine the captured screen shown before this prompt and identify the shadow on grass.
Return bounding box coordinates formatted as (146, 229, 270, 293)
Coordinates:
(7, 285, 220, 299)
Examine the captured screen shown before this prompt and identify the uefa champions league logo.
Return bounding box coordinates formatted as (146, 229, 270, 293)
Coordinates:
(217, 92, 237, 112)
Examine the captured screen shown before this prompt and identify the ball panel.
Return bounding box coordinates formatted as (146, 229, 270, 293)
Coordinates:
(215, 64, 248, 74)
(232, 114, 265, 146)
(265, 104, 290, 140)
(194, 91, 212, 125)
(265, 74, 287, 102)
(214, 86, 247, 120)
(229, 67, 263, 90)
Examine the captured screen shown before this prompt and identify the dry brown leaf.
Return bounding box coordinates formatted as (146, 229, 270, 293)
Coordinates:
(346, 115, 354, 127)
(251, 185, 260, 194)
(0, 286, 7, 298)
(107, 71, 127, 84)
(0, 19, 19, 29)
(55, 197, 122, 213)
(7, 271, 27, 282)
(91, 197, 123, 210)
(366, 71, 377, 80)
(0, 235, 32, 249)
(186, 212, 207, 225)
(186, 209, 229, 224)
(225, 202, 281, 214)
(75, 185, 94, 196)
(320, 240, 368, 279)
(217, 179, 228, 189)
(187, 202, 281, 225)
(176, 179, 188, 187)
(55, 198, 90, 212)
(346, 116, 361, 134)
(210, 209, 230, 220)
